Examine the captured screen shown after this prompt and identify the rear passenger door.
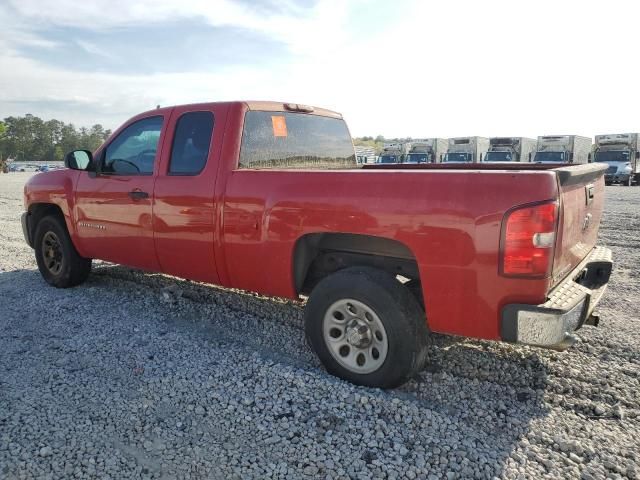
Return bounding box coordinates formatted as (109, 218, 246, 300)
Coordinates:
(152, 104, 227, 283)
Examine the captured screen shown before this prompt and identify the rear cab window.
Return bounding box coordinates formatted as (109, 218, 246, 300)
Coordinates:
(239, 111, 356, 169)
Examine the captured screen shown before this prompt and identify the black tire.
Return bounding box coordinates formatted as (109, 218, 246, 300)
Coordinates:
(34, 215, 92, 288)
(305, 267, 429, 389)
(404, 279, 424, 307)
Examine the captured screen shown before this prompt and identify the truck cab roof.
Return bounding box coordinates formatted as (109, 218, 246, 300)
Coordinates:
(134, 101, 343, 120)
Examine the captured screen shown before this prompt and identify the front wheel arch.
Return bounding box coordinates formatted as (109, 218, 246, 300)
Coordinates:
(33, 215, 92, 288)
(27, 203, 66, 247)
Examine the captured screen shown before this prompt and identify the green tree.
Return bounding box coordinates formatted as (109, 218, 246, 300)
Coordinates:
(0, 114, 112, 162)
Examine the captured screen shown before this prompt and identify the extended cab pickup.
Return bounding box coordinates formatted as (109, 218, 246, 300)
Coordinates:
(22, 101, 612, 388)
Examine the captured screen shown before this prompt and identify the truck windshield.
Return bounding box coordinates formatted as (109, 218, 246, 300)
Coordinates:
(594, 150, 631, 163)
(484, 151, 513, 162)
(443, 152, 472, 162)
(379, 155, 400, 164)
(534, 151, 565, 163)
(239, 111, 356, 169)
(405, 153, 429, 163)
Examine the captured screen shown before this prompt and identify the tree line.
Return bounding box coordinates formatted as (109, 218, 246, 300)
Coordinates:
(0, 114, 112, 162)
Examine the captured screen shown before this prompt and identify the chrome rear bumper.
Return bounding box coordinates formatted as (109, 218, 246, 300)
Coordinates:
(501, 246, 612, 350)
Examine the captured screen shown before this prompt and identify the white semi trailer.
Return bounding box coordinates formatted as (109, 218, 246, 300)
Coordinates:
(442, 137, 489, 163)
(405, 138, 447, 164)
(532, 135, 591, 164)
(593, 133, 640, 186)
(484, 137, 536, 163)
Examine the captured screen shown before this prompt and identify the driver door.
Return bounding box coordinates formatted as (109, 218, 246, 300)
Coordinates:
(74, 112, 170, 271)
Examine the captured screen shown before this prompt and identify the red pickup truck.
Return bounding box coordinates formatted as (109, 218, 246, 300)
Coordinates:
(22, 101, 612, 388)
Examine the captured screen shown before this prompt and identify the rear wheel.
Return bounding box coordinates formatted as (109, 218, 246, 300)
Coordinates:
(305, 267, 429, 388)
(34, 215, 92, 288)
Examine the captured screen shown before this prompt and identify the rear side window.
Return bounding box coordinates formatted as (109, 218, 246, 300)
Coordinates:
(169, 111, 214, 175)
(239, 111, 356, 169)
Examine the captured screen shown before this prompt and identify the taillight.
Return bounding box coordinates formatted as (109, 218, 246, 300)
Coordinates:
(501, 201, 558, 277)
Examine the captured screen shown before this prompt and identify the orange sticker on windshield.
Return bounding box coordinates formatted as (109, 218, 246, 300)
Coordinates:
(271, 116, 288, 137)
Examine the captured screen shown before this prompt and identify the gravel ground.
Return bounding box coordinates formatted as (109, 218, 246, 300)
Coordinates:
(0, 172, 638, 479)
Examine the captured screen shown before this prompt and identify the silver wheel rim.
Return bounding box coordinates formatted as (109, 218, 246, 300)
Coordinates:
(322, 299, 388, 374)
(42, 231, 63, 275)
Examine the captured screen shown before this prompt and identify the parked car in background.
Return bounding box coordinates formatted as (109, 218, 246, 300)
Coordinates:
(22, 101, 612, 388)
(593, 133, 640, 186)
(404, 139, 447, 164)
(442, 137, 489, 163)
(378, 142, 408, 164)
(533, 136, 592, 164)
(484, 137, 536, 163)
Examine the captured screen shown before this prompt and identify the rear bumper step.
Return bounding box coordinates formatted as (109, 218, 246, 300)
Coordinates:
(501, 246, 612, 350)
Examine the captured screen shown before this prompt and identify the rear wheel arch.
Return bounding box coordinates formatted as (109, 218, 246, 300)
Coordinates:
(292, 232, 425, 307)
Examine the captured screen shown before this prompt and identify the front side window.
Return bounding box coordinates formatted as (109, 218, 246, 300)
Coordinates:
(169, 111, 214, 175)
(103, 116, 163, 175)
(239, 111, 355, 169)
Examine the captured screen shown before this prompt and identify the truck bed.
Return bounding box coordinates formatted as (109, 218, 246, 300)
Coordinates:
(221, 163, 606, 341)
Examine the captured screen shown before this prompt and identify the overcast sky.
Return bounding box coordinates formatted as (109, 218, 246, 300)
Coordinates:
(0, 0, 638, 138)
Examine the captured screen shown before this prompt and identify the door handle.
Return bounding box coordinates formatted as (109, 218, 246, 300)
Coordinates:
(128, 190, 149, 200)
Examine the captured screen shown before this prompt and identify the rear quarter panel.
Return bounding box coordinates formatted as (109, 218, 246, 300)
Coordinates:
(221, 168, 559, 340)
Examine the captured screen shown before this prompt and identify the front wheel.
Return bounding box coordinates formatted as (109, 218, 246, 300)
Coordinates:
(304, 267, 429, 388)
(34, 215, 92, 288)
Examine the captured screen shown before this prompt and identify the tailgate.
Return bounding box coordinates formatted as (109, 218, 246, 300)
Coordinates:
(551, 163, 607, 287)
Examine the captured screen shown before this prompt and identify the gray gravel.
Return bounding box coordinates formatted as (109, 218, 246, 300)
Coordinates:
(1, 172, 639, 479)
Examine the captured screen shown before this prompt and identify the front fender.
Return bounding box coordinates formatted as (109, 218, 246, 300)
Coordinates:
(24, 170, 84, 255)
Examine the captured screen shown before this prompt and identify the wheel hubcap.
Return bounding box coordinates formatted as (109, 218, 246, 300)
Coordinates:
(323, 299, 388, 374)
(42, 231, 63, 275)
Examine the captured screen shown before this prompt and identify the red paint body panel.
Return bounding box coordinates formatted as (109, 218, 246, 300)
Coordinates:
(551, 180, 604, 287)
(73, 108, 173, 271)
(23, 101, 606, 343)
(152, 103, 229, 283)
(221, 169, 557, 339)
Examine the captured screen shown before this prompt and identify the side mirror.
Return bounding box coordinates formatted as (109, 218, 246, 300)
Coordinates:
(64, 150, 93, 171)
